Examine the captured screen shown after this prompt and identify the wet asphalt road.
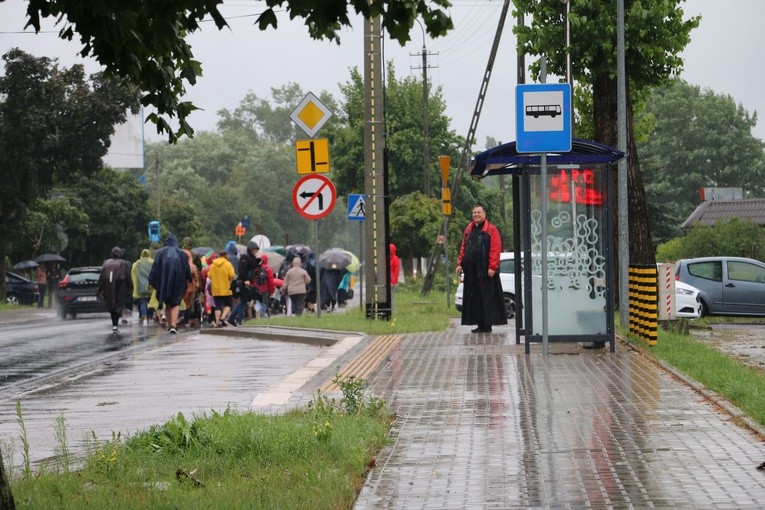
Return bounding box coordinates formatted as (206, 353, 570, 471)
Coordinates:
(0, 313, 171, 393)
(0, 314, 327, 468)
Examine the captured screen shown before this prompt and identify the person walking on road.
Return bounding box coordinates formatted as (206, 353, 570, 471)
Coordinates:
(35, 265, 47, 309)
(46, 262, 60, 308)
(131, 249, 154, 326)
(97, 246, 134, 333)
(148, 234, 192, 334)
(208, 249, 236, 327)
(282, 256, 311, 316)
(456, 204, 507, 334)
(229, 241, 260, 326)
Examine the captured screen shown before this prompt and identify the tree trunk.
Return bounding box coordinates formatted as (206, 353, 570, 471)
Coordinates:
(592, 74, 656, 266)
(0, 449, 16, 510)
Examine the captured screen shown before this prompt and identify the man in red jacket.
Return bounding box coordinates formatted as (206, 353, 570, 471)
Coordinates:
(456, 205, 507, 333)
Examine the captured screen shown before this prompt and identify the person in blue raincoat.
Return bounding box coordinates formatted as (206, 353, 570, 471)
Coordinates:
(148, 234, 192, 334)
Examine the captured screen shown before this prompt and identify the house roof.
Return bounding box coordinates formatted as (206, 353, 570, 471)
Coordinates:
(682, 198, 765, 228)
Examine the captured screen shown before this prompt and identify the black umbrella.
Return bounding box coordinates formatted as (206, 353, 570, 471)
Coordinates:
(318, 248, 353, 270)
(35, 253, 66, 263)
(286, 244, 312, 258)
(12, 260, 39, 271)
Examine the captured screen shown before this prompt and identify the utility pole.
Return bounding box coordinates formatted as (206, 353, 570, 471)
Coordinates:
(363, 14, 391, 319)
(411, 21, 438, 196)
(154, 155, 161, 222)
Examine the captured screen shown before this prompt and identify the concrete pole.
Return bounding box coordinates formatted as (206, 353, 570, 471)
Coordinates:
(617, 0, 629, 327)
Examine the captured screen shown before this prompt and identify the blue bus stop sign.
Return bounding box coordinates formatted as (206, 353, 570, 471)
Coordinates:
(516, 83, 572, 153)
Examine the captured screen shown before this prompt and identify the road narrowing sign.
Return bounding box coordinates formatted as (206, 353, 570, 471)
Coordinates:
(292, 174, 337, 220)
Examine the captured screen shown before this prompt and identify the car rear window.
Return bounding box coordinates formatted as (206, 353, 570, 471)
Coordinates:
(68, 271, 100, 283)
(687, 261, 722, 282)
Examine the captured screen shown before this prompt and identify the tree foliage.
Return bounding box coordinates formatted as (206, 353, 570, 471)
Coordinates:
(656, 218, 765, 262)
(639, 79, 765, 244)
(18, 0, 453, 142)
(328, 65, 463, 201)
(0, 49, 138, 296)
(513, 0, 699, 264)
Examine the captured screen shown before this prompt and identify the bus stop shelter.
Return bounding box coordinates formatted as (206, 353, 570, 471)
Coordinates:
(469, 139, 624, 353)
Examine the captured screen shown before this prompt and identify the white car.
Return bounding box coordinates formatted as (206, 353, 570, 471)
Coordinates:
(455, 253, 702, 320)
(455, 252, 517, 319)
(674, 279, 702, 319)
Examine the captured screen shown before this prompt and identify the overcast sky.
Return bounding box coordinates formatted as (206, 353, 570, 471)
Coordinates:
(1, 0, 763, 147)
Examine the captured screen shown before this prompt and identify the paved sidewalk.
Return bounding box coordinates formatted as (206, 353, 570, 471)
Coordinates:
(280, 324, 765, 509)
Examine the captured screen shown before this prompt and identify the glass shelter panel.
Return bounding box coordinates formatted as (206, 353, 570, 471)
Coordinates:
(528, 166, 609, 335)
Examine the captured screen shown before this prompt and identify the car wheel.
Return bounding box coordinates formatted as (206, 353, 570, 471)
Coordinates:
(70, 312, 77, 319)
(504, 294, 516, 320)
(58, 307, 67, 319)
(699, 299, 709, 318)
(6, 294, 20, 305)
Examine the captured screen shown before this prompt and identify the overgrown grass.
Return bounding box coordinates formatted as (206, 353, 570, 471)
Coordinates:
(621, 324, 765, 428)
(11, 382, 392, 509)
(250, 282, 458, 334)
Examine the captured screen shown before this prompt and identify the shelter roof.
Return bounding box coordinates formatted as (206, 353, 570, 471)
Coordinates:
(469, 139, 624, 178)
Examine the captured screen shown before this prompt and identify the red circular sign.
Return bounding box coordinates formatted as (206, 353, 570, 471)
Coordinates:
(292, 174, 337, 220)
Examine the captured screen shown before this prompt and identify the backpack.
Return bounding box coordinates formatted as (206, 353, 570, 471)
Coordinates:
(255, 266, 268, 286)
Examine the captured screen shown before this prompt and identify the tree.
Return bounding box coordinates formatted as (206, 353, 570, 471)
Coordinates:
(0, 49, 138, 298)
(656, 218, 765, 261)
(513, 0, 699, 265)
(639, 79, 765, 244)
(328, 65, 463, 201)
(19, 0, 453, 142)
(66, 169, 152, 265)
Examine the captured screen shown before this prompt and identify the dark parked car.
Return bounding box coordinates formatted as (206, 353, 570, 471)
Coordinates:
(5, 272, 39, 305)
(57, 266, 107, 319)
(675, 257, 765, 317)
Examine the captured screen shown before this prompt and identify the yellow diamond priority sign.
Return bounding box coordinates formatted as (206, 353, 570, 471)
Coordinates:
(290, 92, 333, 138)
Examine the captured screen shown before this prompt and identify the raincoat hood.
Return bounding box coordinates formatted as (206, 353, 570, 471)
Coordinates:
(260, 254, 269, 265)
(389, 243, 397, 256)
(166, 234, 179, 248)
(140, 249, 151, 259)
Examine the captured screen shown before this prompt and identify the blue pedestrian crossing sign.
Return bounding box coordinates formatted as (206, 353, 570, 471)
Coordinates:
(516, 83, 572, 153)
(348, 194, 366, 221)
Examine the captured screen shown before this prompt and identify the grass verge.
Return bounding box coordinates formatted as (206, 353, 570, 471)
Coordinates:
(248, 282, 458, 334)
(10, 384, 392, 509)
(621, 325, 765, 428)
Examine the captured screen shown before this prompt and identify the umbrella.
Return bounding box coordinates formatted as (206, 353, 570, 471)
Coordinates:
(264, 245, 286, 256)
(260, 251, 284, 272)
(12, 260, 39, 271)
(286, 244, 312, 258)
(341, 250, 361, 273)
(35, 253, 66, 263)
(191, 246, 214, 257)
(319, 248, 354, 270)
(235, 243, 247, 256)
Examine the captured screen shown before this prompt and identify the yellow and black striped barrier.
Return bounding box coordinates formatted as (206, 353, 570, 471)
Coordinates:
(628, 265, 658, 345)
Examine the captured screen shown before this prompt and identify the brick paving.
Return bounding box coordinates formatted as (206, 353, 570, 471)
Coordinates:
(346, 327, 765, 509)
